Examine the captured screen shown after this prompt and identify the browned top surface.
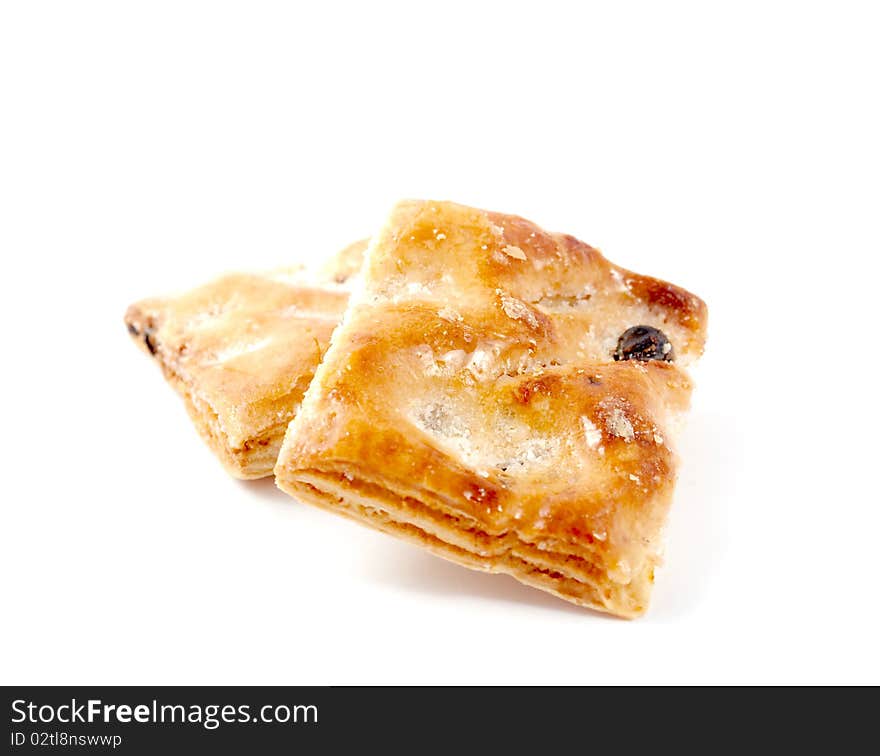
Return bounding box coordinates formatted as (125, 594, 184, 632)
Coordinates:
(126, 272, 349, 448)
(278, 200, 707, 583)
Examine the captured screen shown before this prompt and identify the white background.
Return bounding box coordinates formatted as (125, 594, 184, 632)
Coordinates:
(1, 1, 878, 685)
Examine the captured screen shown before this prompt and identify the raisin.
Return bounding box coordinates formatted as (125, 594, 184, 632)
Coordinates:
(143, 327, 158, 356)
(614, 325, 674, 362)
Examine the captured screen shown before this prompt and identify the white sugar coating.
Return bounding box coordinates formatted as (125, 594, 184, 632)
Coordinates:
(499, 291, 540, 329)
(410, 340, 551, 383)
(598, 400, 635, 442)
(413, 345, 442, 377)
(608, 268, 630, 292)
(206, 336, 274, 365)
(581, 416, 603, 448)
(416, 401, 470, 439)
(465, 341, 504, 379)
(516, 437, 560, 464)
(412, 402, 479, 469)
(411, 395, 561, 476)
(180, 301, 228, 330)
(607, 409, 634, 441)
(438, 349, 468, 371)
(437, 306, 463, 322)
(406, 281, 432, 296)
(531, 282, 596, 312)
(279, 305, 342, 322)
(491, 433, 562, 472)
(608, 559, 632, 584)
(413, 346, 471, 378)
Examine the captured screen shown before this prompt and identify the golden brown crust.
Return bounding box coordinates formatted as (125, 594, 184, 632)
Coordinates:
(124, 250, 360, 479)
(275, 200, 707, 616)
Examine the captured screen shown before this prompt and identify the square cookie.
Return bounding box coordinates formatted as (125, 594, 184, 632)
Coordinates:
(125, 240, 366, 478)
(275, 201, 706, 617)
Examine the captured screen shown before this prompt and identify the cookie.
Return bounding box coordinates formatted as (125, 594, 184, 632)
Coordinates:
(124, 241, 366, 478)
(274, 202, 706, 617)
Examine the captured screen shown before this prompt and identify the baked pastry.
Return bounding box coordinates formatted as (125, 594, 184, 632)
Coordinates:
(275, 201, 707, 617)
(124, 241, 367, 479)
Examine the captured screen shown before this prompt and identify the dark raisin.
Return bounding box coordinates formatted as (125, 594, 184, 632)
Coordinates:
(143, 327, 158, 356)
(127, 322, 139, 336)
(614, 325, 674, 362)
